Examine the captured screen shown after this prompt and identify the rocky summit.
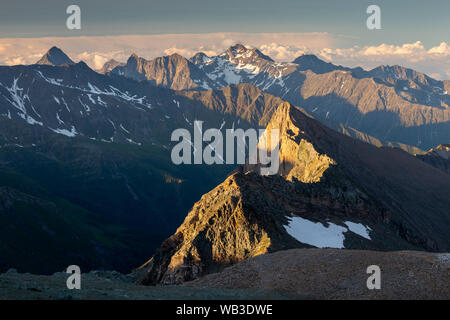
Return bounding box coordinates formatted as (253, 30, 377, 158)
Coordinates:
(140, 102, 450, 285)
(35, 47, 75, 66)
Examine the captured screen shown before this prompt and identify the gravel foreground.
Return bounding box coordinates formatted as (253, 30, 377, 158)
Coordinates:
(0, 249, 448, 300)
(186, 249, 450, 300)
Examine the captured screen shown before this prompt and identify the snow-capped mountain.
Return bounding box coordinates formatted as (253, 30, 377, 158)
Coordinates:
(148, 43, 449, 150)
(4, 45, 448, 151)
(190, 44, 298, 91)
(0, 49, 290, 149)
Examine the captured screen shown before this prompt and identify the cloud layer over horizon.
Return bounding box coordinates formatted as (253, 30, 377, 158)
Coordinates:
(0, 33, 449, 80)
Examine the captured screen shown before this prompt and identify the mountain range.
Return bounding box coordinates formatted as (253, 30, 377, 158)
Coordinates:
(0, 48, 292, 273)
(106, 43, 449, 151)
(0, 45, 449, 275)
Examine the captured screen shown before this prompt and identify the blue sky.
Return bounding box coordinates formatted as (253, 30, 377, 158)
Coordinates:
(0, 0, 449, 47)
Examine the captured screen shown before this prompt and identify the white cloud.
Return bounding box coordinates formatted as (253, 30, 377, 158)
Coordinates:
(315, 41, 450, 79)
(76, 51, 128, 70)
(0, 32, 336, 67)
(259, 43, 309, 61)
(428, 42, 450, 55)
(4, 57, 27, 65)
(163, 47, 217, 58)
(0, 34, 448, 79)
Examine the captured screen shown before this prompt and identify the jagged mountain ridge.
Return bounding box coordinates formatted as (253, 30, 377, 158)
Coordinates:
(106, 44, 449, 150)
(0, 54, 426, 156)
(140, 102, 450, 284)
(417, 144, 450, 174)
(111, 53, 218, 91)
(97, 59, 125, 74)
(0, 59, 292, 149)
(192, 46, 450, 150)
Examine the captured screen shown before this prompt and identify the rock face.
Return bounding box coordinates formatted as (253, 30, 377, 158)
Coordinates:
(417, 144, 450, 174)
(178, 83, 288, 127)
(245, 102, 336, 182)
(140, 172, 285, 285)
(140, 102, 450, 285)
(139, 169, 401, 285)
(111, 53, 217, 90)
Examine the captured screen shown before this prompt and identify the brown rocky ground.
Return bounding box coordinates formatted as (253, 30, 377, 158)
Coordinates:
(0, 248, 448, 300)
(185, 248, 450, 300)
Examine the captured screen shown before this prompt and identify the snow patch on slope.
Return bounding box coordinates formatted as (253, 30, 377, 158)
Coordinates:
(50, 126, 78, 137)
(284, 216, 372, 248)
(344, 221, 371, 240)
(0, 77, 43, 126)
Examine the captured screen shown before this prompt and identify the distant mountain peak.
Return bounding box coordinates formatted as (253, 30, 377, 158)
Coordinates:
(292, 54, 342, 74)
(190, 52, 212, 65)
(293, 54, 321, 62)
(97, 59, 125, 74)
(36, 46, 74, 66)
(168, 52, 183, 58)
(125, 53, 145, 69)
(224, 43, 274, 62)
(128, 53, 140, 61)
(228, 43, 247, 53)
(192, 52, 208, 58)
